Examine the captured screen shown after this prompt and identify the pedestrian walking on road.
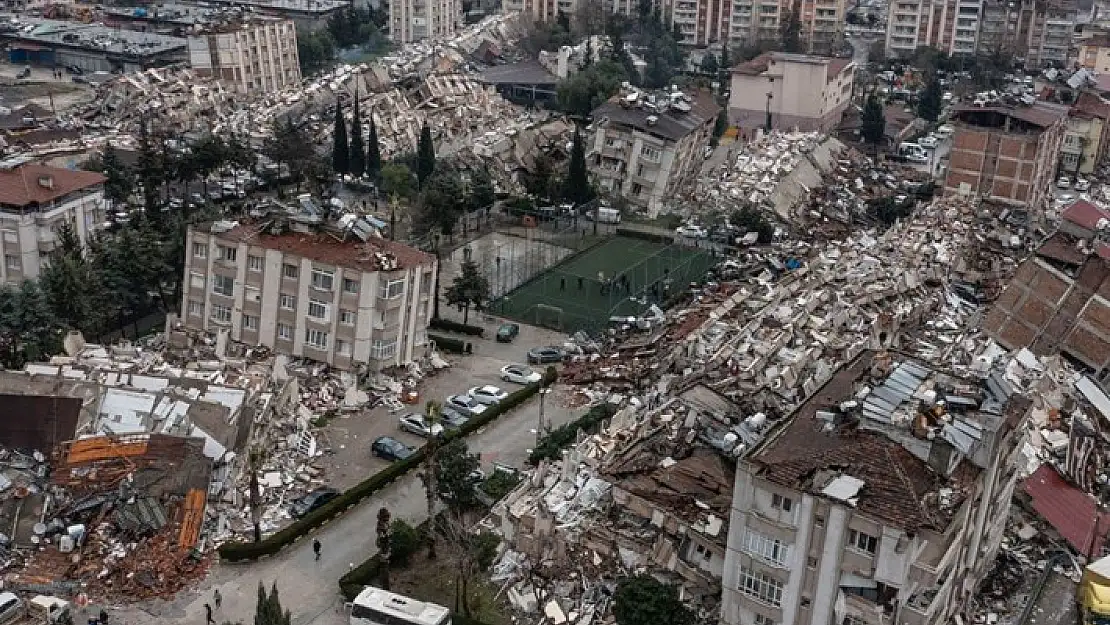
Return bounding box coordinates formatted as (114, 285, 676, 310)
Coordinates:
(313, 538, 322, 561)
(99, 609, 109, 624)
(214, 589, 222, 610)
(205, 603, 215, 625)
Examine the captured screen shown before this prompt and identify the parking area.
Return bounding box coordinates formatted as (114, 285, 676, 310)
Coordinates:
(315, 320, 576, 489)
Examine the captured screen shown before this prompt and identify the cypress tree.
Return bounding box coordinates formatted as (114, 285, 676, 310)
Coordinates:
(332, 100, 349, 174)
(350, 89, 366, 177)
(416, 123, 436, 187)
(367, 116, 382, 180)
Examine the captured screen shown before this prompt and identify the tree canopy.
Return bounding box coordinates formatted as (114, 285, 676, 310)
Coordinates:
(435, 439, 482, 510)
(917, 72, 943, 122)
(562, 127, 594, 206)
(254, 583, 292, 625)
(861, 93, 886, 147)
(613, 575, 694, 625)
(417, 124, 436, 187)
(445, 258, 490, 324)
(332, 101, 349, 174)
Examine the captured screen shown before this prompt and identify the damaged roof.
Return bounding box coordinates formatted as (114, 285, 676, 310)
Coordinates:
(605, 444, 735, 520)
(0, 162, 106, 209)
(1023, 464, 1110, 557)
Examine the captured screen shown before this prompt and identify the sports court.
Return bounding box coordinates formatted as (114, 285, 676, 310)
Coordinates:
(492, 236, 715, 332)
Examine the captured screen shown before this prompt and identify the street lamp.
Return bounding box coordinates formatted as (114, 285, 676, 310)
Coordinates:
(536, 387, 551, 446)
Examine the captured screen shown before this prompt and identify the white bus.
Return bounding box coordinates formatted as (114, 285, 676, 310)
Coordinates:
(351, 587, 451, 625)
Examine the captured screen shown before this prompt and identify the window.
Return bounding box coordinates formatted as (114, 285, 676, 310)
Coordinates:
(192, 242, 207, 258)
(771, 493, 793, 512)
(217, 245, 237, 262)
(308, 299, 329, 320)
(283, 263, 298, 279)
(280, 294, 295, 310)
(247, 255, 264, 271)
(187, 300, 204, 317)
(2, 230, 16, 243)
(336, 339, 351, 356)
(340, 309, 356, 325)
(210, 304, 231, 324)
(242, 315, 259, 331)
(4, 255, 18, 270)
(814, 516, 825, 528)
(379, 278, 405, 299)
(190, 273, 205, 289)
(743, 530, 790, 566)
(754, 615, 776, 625)
(738, 567, 783, 607)
(311, 268, 334, 291)
(212, 275, 234, 297)
(343, 277, 359, 294)
(640, 145, 662, 161)
(693, 542, 712, 563)
(843, 617, 867, 625)
(277, 323, 293, 340)
(848, 529, 878, 555)
(371, 338, 397, 359)
(800, 598, 811, 608)
(807, 556, 818, 568)
(305, 328, 329, 349)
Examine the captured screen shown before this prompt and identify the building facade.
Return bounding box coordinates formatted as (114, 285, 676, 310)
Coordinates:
(944, 101, 1069, 211)
(1080, 36, 1110, 72)
(1061, 93, 1110, 176)
(0, 158, 107, 285)
(728, 0, 847, 52)
(187, 19, 301, 95)
(885, 0, 983, 58)
(721, 352, 1029, 625)
(389, 0, 461, 44)
(182, 221, 437, 371)
(588, 90, 720, 217)
(728, 53, 855, 135)
(668, 0, 731, 47)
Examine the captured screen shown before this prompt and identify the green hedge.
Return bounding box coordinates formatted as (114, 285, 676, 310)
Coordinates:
(615, 227, 674, 245)
(529, 403, 617, 464)
(340, 554, 385, 600)
(429, 333, 471, 354)
(430, 317, 485, 337)
(217, 367, 558, 562)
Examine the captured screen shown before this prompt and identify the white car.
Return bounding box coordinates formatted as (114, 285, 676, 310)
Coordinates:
(918, 135, 938, 149)
(446, 394, 488, 418)
(501, 364, 542, 385)
(675, 224, 709, 239)
(1076, 178, 1091, 192)
(469, 385, 509, 405)
(1058, 175, 1072, 189)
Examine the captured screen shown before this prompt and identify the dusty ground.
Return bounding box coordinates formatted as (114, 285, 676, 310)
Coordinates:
(0, 62, 95, 112)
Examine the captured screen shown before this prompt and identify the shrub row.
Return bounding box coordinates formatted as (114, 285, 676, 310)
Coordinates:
(529, 403, 617, 465)
(429, 317, 485, 337)
(218, 367, 558, 562)
(428, 333, 471, 354)
(615, 227, 674, 245)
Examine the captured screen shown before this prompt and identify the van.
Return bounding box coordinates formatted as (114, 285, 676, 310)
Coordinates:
(594, 207, 621, 224)
(0, 592, 24, 624)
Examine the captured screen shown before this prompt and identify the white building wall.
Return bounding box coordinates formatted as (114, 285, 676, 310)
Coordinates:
(0, 187, 106, 285)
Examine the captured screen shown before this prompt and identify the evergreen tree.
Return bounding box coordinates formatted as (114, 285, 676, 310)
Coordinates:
(917, 73, 943, 122)
(350, 90, 366, 177)
(416, 123, 436, 187)
(470, 166, 496, 212)
(332, 100, 349, 174)
(367, 116, 382, 180)
(255, 583, 292, 625)
(861, 93, 886, 150)
(136, 118, 163, 215)
(720, 41, 730, 69)
(445, 259, 490, 324)
(711, 110, 728, 146)
(40, 220, 112, 338)
(562, 127, 593, 205)
(101, 145, 132, 208)
(700, 53, 719, 76)
(780, 8, 803, 53)
(11, 279, 58, 363)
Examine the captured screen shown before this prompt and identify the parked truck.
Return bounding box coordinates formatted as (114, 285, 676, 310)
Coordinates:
(1081, 555, 1110, 625)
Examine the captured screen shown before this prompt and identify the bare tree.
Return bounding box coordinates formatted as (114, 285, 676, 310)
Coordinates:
(439, 512, 500, 617)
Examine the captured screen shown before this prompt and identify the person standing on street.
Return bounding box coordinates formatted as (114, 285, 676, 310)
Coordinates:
(205, 603, 215, 625)
(214, 589, 222, 610)
(313, 538, 322, 561)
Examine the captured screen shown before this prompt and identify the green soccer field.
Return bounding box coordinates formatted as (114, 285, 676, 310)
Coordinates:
(491, 236, 715, 332)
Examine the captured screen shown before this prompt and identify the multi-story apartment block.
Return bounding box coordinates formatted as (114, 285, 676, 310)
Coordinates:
(1079, 35, 1110, 72)
(181, 219, 437, 371)
(668, 0, 731, 47)
(972, 0, 1076, 67)
(589, 89, 720, 217)
(502, 0, 643, 25)
(389, 0, 460, 44)
(944, 101, 1069, 211)
(0, 157, 107, 285)
(1060, 93, 1110, 176)
(885, 0, 983, 58)
(728, 0, 846, 53)
(721, 351, 1030, 625)
(728, 52, 855, 135)
(187, 19, 301, 95)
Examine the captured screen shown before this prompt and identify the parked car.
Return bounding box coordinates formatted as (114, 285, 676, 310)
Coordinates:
(496, 323, 520, 343)
(1058, 175, 1072, 189)
(1076, 177, 1092, 192)
(15, 67, 30, 80)
(289, 486, 340, 518)
(501, 364, 542, 385)
(372, 436, 414, 461)
(675, 224, 709, 239)
(398, 413, 445, 438)
(918, 135, 938, 149)
(440, 408, 469, 430)
(527, 346, 564, 364)
(469, 385, 509, 405)
(446, 394, 488, 418)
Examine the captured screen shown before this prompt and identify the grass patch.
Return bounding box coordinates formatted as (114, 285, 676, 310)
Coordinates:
(389, 541, 510, 625)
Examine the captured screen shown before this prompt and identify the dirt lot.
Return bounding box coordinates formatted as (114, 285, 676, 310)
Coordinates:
(315, 321, 577, 489)
(0, 62, 95, 112)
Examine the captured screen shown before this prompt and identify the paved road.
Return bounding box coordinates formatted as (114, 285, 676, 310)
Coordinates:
(116, 385, 581, 625)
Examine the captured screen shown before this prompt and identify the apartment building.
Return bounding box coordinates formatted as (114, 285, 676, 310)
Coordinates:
(1060, 93, 1110, 176)
(187, 19, 301, 95)
(885, 0, 983, 58)
(389, 0, 460, 44)
(589, 89, 720, 217)
(968, 0, 1077, 67)
(0, 158, 107, 285)
(1079, 35, 1110, 72)
(728, 52, 855, 135)
(502, 0, 642, 25)
(944, 101, 1069, 211)
(721, 351, 1030, 625)
(728, 0, 846, 52)
(668, 0, 731, 47)
(181, 219, 437, 371)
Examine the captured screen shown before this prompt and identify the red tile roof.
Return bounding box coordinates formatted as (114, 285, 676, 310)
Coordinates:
(1023, 464, 1110, 557)
(1062, 199, 1110, 231)
(0, 163, 105, 208)
(212, 222, 435, 272)
(1075, 92, 1110, 119)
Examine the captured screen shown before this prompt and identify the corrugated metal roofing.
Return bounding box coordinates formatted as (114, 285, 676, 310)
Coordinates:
(1023, 464, 1110, 557)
